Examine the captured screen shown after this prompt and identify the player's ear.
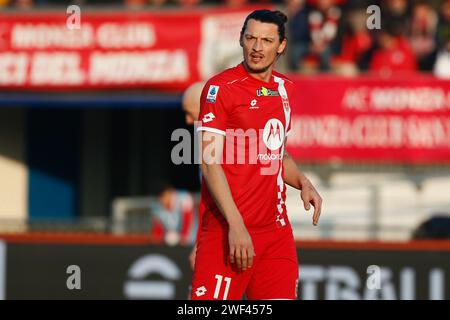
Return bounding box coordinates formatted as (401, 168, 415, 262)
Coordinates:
(239, 36, 243, 48)
(277, 38, 287, 55)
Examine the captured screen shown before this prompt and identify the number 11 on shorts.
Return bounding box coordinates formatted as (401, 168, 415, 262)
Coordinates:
(214, 274, 231, 300)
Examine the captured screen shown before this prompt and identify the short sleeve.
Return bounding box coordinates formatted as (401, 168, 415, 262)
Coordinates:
(196, 82, 230, 136)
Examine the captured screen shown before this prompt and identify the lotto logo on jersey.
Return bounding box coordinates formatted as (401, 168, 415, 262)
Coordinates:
(195, 286, 207, 297)
(206, 85, 220, 103)
(202, 112, 215, 123)
(262, 118, 284, 151)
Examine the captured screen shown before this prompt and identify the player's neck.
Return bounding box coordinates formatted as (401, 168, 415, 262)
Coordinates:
(242, 61, 273, 83)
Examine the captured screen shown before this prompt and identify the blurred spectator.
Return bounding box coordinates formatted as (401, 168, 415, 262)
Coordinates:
(302, 0, 344, 72)
(382, 0, 411, 32)
(14, 0, 33, 8)
(369, 20, 417, 76)
(433, 38, 450, 78)
(408, 0, 438, 71)
(412, 215, 450, 239)
(182, 81, 205, 125)
(434, 0, 450, 79)
(437, 0, 450, 49)
(333, 8, 374, 75)
(175, 0, 201, 6)
(148, 0, 168, 6)
(124, 0, 145, 6)
(284, 0, 303, 16)
(149, 182, 197, 246)
(285, 0, 311, 70)
(124, 0, 169, 5)
(124, 0, 147, 7)
(223, 0, 247, 7)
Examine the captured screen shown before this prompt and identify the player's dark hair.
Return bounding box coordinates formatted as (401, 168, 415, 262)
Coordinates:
(240, 9, 288, 43)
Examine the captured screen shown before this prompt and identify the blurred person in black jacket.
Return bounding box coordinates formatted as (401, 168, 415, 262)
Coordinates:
(288, 0, 344, 72)
(412, 215, 450, 240)
(408, 0, 438, 71)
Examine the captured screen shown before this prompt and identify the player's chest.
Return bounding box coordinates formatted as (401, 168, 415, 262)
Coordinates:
(226, 85, 288, 131)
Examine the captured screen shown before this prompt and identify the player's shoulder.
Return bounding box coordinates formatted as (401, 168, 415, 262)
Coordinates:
(201, 65, 244, 104)
(200, 65, 241, 105)
(272, 70, 295, 87)
(204, 64, 247, 88)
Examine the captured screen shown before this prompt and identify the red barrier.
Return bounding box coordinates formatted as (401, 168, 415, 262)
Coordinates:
(2, 232, 450, 251)
(287, 74, 450, 164)
(0, 6, 266, 91)
(0, 232, 155, 245)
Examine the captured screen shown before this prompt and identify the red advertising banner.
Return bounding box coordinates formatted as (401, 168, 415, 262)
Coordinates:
(286, 74, 450, 164)
(0, 7, 262, 90)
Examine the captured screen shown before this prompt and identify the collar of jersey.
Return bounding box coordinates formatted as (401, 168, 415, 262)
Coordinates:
(237, 62, 277, 87)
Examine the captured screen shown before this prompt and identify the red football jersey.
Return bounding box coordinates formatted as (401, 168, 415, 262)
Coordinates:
(197, 62, 294, 233)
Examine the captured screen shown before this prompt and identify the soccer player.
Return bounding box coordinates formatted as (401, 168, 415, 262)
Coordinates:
(191, 9, 322, 300)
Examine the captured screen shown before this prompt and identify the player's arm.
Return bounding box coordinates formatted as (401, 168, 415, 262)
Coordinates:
(282, 150, 323, 226)
(199, 131, 255, 271)
(282, 151, 309, 190)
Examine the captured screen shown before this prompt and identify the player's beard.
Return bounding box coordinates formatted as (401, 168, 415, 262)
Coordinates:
(244, 55, 276, 74)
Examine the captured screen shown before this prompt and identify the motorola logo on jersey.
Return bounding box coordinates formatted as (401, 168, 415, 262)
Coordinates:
(262, 118, 284, 151)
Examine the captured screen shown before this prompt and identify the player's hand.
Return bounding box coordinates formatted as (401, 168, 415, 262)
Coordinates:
(189, 244, 197, 271)
(228, 222, 255, 272)
(300, 178, 322, 226)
